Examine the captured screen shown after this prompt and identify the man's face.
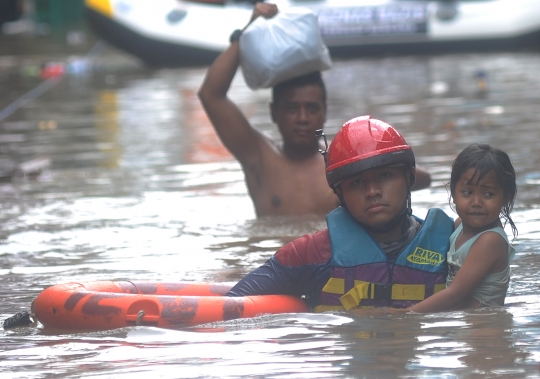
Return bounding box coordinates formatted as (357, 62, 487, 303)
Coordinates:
(338, 166, 409, 230)
(271, 84, 327, 149)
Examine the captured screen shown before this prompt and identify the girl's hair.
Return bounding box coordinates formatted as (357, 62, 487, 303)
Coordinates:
(450, 143, 518, 239)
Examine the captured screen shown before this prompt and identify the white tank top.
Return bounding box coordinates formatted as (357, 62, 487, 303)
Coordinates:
(446, 223, 516, 307)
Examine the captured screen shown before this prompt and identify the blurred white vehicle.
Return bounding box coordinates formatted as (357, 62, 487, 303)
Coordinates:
(84, 0, 540, 67)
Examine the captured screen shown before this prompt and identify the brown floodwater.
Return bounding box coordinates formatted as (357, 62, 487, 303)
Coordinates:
(1, 22, 540, 378)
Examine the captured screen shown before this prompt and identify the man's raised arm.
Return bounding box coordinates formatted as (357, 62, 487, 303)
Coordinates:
(197, 3, 278, 165)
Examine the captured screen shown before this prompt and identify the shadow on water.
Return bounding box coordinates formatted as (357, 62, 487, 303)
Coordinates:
(1, 18, 540, 379)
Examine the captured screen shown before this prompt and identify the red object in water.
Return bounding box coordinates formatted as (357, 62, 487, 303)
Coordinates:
(40, 63, 65, 79)
(33, 281, 308, 330)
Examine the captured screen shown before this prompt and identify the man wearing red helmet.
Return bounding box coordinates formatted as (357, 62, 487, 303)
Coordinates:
(227, 116, 453, 311)
(198, 3, 431, 217)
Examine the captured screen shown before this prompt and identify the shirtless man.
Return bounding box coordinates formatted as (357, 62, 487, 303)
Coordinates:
(198, 3, 430, 217)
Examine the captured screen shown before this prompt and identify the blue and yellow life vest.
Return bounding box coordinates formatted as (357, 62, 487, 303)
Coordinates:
(315, 207, 453, 312)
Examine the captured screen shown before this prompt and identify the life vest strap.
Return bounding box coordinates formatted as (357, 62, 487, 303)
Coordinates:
(314, 284, 445, 313)
(318, 278, 447, 312)
(434, 283, 445, 293)
(339, 281, 429, 310)
(320, 277, 345, 294)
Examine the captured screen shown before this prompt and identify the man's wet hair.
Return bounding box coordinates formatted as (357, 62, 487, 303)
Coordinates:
(272, 71, 327, 105)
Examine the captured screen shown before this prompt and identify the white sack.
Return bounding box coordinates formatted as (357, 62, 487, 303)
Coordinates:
(239, 7, 332, 90)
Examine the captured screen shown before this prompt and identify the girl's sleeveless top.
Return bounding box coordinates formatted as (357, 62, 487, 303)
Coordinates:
(447, 223, 516, 307)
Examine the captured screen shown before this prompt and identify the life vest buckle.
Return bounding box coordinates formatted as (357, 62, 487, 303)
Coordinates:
(371, 283, 392, 300)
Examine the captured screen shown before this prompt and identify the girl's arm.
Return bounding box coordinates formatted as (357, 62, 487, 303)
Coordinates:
(408, 231, 508, 313)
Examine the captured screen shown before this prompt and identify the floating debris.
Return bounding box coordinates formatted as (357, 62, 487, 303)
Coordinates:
(0, 156, 51, 181)
(3, 310, 35, 329)
(40, 62, 65, 79)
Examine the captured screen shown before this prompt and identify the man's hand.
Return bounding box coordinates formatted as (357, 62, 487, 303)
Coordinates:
(248, 2, 278, 25)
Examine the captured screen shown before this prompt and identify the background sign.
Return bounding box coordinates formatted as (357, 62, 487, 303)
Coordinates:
(317, 4, 428, 37)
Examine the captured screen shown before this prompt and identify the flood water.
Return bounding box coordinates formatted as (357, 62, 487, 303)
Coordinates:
(1, 24, 540, 379)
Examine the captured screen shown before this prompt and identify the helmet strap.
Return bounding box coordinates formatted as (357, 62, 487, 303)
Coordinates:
(332, 185, 345, 207)
(407, 190, 412, 216)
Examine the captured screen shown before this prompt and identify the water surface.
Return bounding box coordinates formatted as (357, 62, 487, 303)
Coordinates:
(1, 26, 540, 378)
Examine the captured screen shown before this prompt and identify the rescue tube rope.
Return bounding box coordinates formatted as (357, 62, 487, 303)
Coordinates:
(136, 310, 145, 326)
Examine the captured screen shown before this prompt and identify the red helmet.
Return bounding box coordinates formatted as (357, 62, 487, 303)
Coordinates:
(325, 115, 415, 187)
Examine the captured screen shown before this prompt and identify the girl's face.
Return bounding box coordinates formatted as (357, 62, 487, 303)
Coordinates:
(453, 168, 507, 232)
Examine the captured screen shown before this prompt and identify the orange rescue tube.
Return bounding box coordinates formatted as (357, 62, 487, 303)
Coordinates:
(33, 281, 308, 331)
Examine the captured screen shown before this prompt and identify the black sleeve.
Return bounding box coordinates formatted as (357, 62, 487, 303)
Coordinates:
(226, 255, 331, 309)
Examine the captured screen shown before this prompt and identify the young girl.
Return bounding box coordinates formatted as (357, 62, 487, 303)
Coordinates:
(409, 143, 517, 312)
